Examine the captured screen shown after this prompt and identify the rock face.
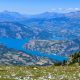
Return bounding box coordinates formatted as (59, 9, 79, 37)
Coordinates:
(0, 44, 54, 66)
(25, 39, 80, 56)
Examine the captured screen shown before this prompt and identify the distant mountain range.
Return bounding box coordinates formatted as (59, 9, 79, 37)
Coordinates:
(0, 11, 27, 21)
(0, 11, 80, 40)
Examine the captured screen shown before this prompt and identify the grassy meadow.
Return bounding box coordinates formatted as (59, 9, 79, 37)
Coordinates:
(0, 64, 80, 80)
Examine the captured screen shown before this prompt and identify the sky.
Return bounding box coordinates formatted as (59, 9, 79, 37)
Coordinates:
(0, 0, 80, 14)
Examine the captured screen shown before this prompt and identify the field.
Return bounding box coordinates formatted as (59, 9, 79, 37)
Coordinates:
(0, 64, 80, 80)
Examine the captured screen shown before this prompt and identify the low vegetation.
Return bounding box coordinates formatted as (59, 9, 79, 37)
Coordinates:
(0, 63, 79, 80)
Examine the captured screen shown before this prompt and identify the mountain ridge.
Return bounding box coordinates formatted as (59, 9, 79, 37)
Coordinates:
(0, 11, 80, 40)
(0, 10, 80, 65)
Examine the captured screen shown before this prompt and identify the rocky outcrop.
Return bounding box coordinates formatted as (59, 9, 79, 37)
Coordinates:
(25, 39, 80, 56)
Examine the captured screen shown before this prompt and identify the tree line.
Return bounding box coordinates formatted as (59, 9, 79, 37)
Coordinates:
(54, 51, 80, 66)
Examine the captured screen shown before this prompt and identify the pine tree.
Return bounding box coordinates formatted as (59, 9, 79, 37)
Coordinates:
(69, 52, 80, 65)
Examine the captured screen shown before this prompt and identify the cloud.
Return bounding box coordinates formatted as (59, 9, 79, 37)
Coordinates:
(50, 8, 80, 12)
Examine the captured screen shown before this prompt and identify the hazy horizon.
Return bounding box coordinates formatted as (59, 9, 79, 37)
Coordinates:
(0, 0, 80, 14)
(0, 9, 80, 15)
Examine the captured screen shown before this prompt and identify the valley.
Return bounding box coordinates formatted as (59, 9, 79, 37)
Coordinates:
(0, 0, 80, 80)
(0, 11, 80, 66)
(0, 11, 79, 80)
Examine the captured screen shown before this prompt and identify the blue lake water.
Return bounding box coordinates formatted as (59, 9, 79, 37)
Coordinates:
(0, 38, 68, 62)
(0, 38, 29, 50)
